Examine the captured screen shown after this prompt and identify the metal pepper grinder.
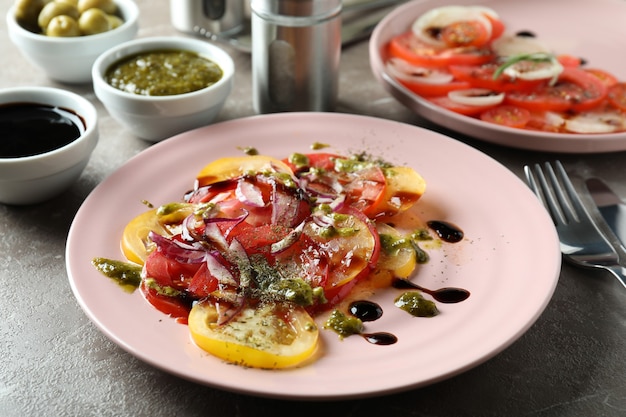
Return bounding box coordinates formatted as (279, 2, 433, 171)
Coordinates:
(251, 0, 342, 113)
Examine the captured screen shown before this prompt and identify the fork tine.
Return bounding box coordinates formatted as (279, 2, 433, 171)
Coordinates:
(552, 160, 587, 223)
(524, 161, 585, 226)
(543, 161, 581, 225)
(525, 162, 566, 226)
(524, 164, 551, 217)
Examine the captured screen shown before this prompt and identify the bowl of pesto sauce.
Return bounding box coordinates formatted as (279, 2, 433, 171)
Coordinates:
(104, 49, 224, 96)
(92, 36, 234, 141)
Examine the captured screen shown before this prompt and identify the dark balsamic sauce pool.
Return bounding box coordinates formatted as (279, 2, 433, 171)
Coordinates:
(0, 103, 85, 158)
(392, 279, 470, 303)
(427, 220, 464, 243)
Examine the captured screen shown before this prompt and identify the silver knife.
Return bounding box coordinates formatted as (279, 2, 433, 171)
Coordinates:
(586, 177, 626, 250)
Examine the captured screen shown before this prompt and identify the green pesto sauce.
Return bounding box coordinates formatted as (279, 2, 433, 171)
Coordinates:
(144, 278, 182, 297)
(310, 142, 330, 150)
(239, 146, 259, 155)
(156, 202, 188, 216)
(317, 225, 359, 239)
(379, 233, 429, 264)
(288, 153, 309, 169)
(266, 278, 314, 306)
(248, 254, 325, 306)
(413, 243, 429, 264)
(105, 49, 223, 96)
(394, 291, 439, 317)
(411, 228, 433, 241)
(379, 233, 411, 256)
(324, 309, 364, 339)
(91, 257, 142, 292)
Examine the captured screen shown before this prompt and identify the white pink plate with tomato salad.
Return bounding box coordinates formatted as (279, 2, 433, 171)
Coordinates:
(66, 113, 561, 399)
(370, 0, 626, 153)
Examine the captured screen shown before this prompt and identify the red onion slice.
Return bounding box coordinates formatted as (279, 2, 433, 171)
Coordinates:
(236, 179, 266, 207)
(270, 221, 305, 254)
(227, 238, 252, 289)
(148, 231, 207, 264)
(206, 252, 237, 286)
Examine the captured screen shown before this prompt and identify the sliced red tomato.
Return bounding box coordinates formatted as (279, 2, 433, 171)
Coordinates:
(140, 282, 191, 323)
(282, 152, 340, 172)
(449, 63, 546, 92)
(441, 20, 490, 48)
(585, 68, 619, 89)
(186, 180, 236, 204)
(340, 166, 386, 216)
(283, 153, 388, 217)
(556, 54, 583, 68)
(187, 262, 219, 298)
(388, 31, 494, 68)
(428, 95, 499, 116)
(227, 222, 293, 255)
(484, 13, 505, 41)
(479, 105, 531, 128)
(522, 111, 566, 133)
(143, 249, 201, 290)
(505, 67, 608, 112)
(396, 76, 471, 97)
(607, 82, 626, 111)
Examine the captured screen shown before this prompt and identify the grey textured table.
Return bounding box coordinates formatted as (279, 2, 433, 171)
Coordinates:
(1, 1, 625, 416)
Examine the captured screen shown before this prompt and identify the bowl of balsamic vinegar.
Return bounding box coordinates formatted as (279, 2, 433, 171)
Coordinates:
(0, 86, 98, 205)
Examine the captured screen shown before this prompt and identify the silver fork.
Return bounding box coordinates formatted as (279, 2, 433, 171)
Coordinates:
(524, 161, 626, 288)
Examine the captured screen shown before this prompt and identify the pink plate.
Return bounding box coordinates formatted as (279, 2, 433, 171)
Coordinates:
(66, 113, 560, 399)
(370, 0, 626, 153)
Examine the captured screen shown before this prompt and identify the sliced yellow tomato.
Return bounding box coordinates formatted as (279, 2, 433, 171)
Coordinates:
(379, 166, 426, 216)
(366, 223, 418, 288)
(196, 155, 294, 187)
(121, 203, 195, 265)
(376, 223, 417, 279)
(188, 300, 319, 369)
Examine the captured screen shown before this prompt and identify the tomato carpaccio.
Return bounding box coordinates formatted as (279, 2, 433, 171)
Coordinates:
(385, 5, 626, 134)
(132, 153, 427, 322)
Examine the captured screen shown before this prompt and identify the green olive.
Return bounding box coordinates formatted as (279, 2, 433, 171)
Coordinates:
(106, 13, 123, 29)
(13, 0, 47, 32)
(77, 0, 116, 15)
(45, 14, 80, 36)
(78, 8, 110, 35)
(38, 1, 79, 30)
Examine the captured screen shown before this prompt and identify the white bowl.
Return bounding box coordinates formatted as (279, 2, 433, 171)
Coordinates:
(6, 0, 139, 84)
(92, 36, 235, 141)
(0, 87, 99, 205)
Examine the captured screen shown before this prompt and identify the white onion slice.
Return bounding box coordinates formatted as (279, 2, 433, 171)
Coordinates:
(564, 113, 625, 134)
(543, 112, 566, 129)
(385, 58, 454, 85)
(503, 59, 563, 81)
(491, 34, 551, 58)
(448, 88, 504, 106)
(412, 5, 493, 48)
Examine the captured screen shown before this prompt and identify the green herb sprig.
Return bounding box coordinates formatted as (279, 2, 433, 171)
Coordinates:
(493, 52, 562, 85)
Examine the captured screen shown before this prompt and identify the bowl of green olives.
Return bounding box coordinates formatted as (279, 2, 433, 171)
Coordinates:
(7, 0, 139, 83)
(92, 36, 235, 142)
